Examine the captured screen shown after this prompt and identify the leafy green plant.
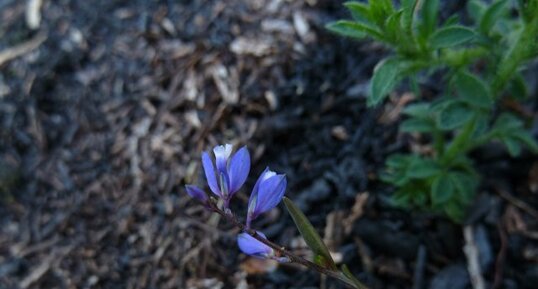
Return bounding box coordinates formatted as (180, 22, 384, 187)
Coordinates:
(328, 0, 538, 221)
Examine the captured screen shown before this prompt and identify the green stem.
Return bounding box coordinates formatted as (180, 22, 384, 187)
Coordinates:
(433, 128, 445, 157)
(441, 117, 477, 165)
(208, 201, 367, 289)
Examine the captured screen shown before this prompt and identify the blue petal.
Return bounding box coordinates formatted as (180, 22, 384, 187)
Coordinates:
(213, 144, 232, 173)
(202, 152, 220, 197)
(254, 174, 286, 216)
(228, 146, 250, 194)
(246, 168, 270, 223)
(185, 185, 208, 202)
(237, 232, 273, 257)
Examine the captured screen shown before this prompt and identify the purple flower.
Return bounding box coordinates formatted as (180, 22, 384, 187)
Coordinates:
(185, 185, 208, 203)
(237, 231, 274, 258)
(202, 144, 250, 207)
(246, 168, 286, 227)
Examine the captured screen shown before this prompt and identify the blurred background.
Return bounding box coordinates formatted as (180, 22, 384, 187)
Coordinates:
(1, 0, 537, 289)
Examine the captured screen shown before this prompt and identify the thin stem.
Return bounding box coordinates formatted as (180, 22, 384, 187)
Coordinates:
(441, 116, 477, 165)
(207, 201, 363, 289)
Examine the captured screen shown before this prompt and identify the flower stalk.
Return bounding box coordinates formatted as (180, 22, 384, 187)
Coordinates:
(206, 199, 365, 289)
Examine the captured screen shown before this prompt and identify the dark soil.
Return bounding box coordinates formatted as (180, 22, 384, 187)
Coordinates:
(1, 1, 537, 289)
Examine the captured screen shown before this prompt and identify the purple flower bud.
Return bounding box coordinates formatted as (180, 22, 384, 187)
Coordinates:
(237, 231, 273, 258)
(246, 168, 286, 227)
(185, 185, 208, 203)
(202, 144, 250, 206)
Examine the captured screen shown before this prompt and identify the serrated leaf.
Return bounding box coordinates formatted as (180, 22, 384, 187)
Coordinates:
(407, 157, 441, 178)
(437, 101, 474, 130)
(401, 118, 435, 132)
(431, 174, 454, 205)
(344, 1, 374, 24)
(430, 26, 475, 49)
(454, 71, 492, 109)
(369, 58, 408, 106)
(283, 197, 337, 270)
(479, 0, 508, 33)
(326, 20, 382, 40)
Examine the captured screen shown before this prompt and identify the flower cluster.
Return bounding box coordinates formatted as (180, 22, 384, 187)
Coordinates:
(185, 144, 287, 260)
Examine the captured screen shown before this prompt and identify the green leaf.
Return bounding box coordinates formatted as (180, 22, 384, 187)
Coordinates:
(471, 112, 490, 138)
(431, 174, 454, 205)
(437, 101, 474, 130)
(507, 73, 528, 99)
(467, 0, 488, 22)
(344, 2, 374, 24)
(401, 118, 435, 132)
(502, 135, 522, 156)
(386, 154, 411, 169)
(369, 0, 394, 27)
(479, 0, 508, 33)
(493, 113, 523, 131)
(402, 103, 431, 118)
(444, 200, 465, 222)
(450, 172, 478, 204)
(385, 10, 404, 43)
(283, 197, 337, 270)
(369, 58, 408, 106)
(341, 264, 368, 289)
(419, 0, 439, 37)
(430, 26, 475, 49)
(512, 130, 538, 153)
(326, 21, 373, 40)
(454, 71, 493, 109)
(401, 0, 418, 33)
(407, 157, 441, 178)
(392, 191, 411, 207)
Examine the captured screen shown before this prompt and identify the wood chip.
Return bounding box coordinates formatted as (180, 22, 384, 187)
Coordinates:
(293, 12, 310, 41)
(343, 193, 369, 235)
(210, 64, 239, 104)
(230, 37, 272, 56)
(0, 33, 47, 66)
(331, 125, 349, 141)
(25, 0, 43, 29)
(463, 226, 486, 289)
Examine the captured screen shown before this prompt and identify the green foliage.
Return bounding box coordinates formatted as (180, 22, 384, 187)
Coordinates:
(283, 197, 337, 270)
(429, 26, 475, 48)
(328, 0, 538, 221)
